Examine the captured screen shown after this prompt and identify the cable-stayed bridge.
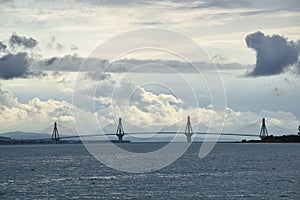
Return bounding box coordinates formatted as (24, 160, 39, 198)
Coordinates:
(48, 117, 297, 143)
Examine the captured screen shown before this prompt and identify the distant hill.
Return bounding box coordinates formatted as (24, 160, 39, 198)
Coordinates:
(0, 136, 11, 140)
(0, 131, 51, 140)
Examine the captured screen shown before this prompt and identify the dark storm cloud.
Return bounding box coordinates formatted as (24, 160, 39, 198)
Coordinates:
(33, 54, 107, 71)
(0, 53, 30, 79)
(32, 54, 245, 73)
(0, 42, 7, 52)
(9, 33, 38, 49)
(245, 31, 300, 76)
(0, 33, 46, 79)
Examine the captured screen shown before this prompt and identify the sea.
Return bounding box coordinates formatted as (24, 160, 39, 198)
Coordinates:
(0, 143, 299, 199)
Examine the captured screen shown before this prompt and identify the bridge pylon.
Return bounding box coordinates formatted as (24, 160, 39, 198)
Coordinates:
(116, 117, 125, 142)
(184, 116, 193, 143)
(52, 122, 60, 143)
(259, 118, 268, 139)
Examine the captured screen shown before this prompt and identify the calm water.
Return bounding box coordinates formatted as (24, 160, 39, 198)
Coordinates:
(0, 143, 299, 199)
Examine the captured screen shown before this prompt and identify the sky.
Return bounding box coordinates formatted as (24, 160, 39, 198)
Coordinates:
(0, 0, 299, 140)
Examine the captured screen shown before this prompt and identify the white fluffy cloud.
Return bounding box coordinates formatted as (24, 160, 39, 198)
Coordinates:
(0, 84, 76, 133)
(0, 76, 299, 137)
(73, 78, 299, 136)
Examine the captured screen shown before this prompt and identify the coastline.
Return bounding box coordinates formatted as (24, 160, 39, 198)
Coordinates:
(1, 135, 300, 145)
(241, 135, 300, 143)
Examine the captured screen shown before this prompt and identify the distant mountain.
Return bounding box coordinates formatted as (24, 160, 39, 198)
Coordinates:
(0, 131, 51, 140)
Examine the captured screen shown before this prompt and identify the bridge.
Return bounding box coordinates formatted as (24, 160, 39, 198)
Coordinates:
(50, 116, 284, 143)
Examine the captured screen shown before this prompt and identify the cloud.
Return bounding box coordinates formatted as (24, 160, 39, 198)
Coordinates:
(272, 87, 285, 96)
(33, 54, 245, 73)
(48, 36, 64, 51)
(46, 36, 56, 49)
(70, 44, 79, 51)
(75, 78, 214, 132)
(0, 85, 77, 133)
(245, 31, 299, 76)
(0, 33, 46, 80)
(56, 43, 64, 51)
(0, 83, 18, 107)
(0, 52, 47, 80)
(82, 72, 112, 81)
(72, 77, 300, 135)
(0, 53, 30, 79)
(9, 33, 38, 49)
(0, 79, 298, 135)
(34, 54, 107, 71)
(0, 41, 7, 52)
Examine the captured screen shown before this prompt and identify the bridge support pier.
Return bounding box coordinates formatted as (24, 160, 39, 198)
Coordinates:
(116, 117, 125, 142)
(259, 118, 268, 139)
(52, 122, 60, 143)
(184, 116, 193, 143)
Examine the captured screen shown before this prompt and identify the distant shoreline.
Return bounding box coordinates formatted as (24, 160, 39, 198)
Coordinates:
(241, 135, 300, 143)
(0, 135, 300, 145)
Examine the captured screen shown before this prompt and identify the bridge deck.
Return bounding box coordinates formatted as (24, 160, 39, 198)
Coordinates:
(58, 132, 258, 139)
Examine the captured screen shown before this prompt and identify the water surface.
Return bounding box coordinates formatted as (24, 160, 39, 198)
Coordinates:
(0, 143, 299, 199)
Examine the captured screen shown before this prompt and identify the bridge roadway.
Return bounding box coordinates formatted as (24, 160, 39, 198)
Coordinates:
(58, 132, 258, 139)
